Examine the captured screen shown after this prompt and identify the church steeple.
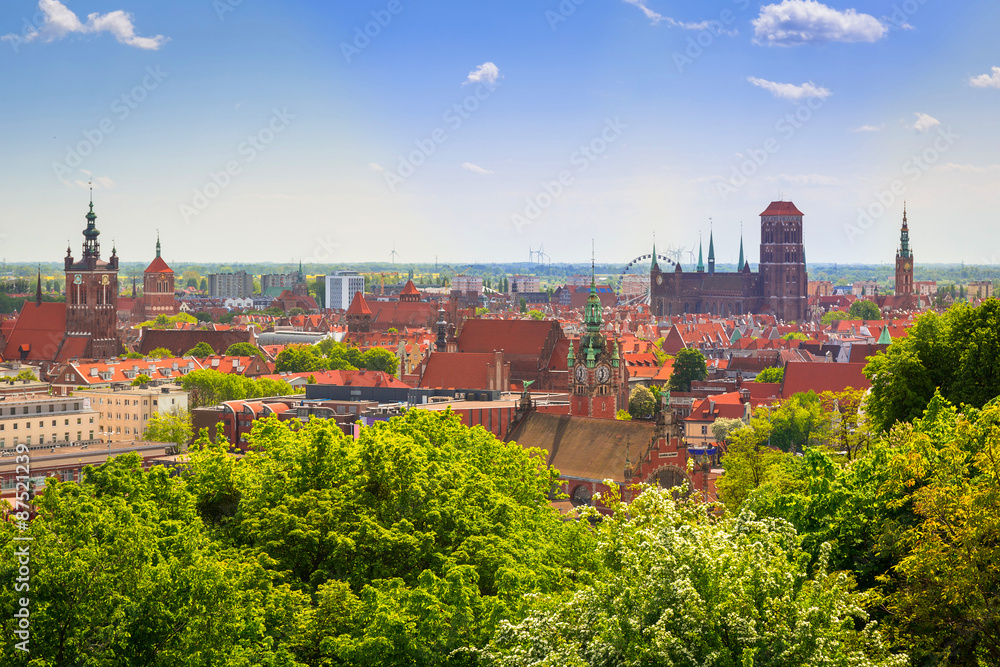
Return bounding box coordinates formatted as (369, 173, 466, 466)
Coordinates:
(35, 266, 43, 306)
(697, 233, 705, 273)
(898, 202, 911, 258)
(155, 231, 161, 258)
(82, 189, 101, 259)
(651, 241, 659, 272)
(707, 223, 715, 276)
(738, 223, 744, 269)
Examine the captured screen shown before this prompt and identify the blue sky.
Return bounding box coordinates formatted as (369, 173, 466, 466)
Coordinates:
(2, 0, 999, 266)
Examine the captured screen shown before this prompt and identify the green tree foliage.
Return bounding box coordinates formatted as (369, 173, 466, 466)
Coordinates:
(147, 347, 175, 359)
(782, 331, 808, 341)
(225, 342, 263, 358)
(185, 342, 217, 358)
(710, 416, 744, 444)
(667, 347, 707, 393)
(821, 310, 851, 325)
(487, 486, 906, 667)
(361, 347, 398, 376)
(627, 385, 655, 420)
(199, 278, 208, 291)
(865, 300, 1000, 432)
(275, 345, 330, 373)
(13, 369, 37, 382)
(765, 391, 828, 453)
(755, 365, 784, 383)
(143, 410, 194, 445)
(614, 409, 632, 421)
(527, 309, 544, 320)
(180, 369, 295, 408)
(194, 311, 213, 322)
(131, 373, 152, 386)
(715, 416, 787, 512)
(123, 351, 144, 359)
(140, 313, 198, 329)
(849, 299, 881, 320)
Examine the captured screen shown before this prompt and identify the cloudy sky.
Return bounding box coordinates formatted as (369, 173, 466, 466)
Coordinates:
(1, 0, 998, 266)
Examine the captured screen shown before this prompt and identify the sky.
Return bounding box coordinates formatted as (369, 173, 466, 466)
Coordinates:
(1, 0, 999, 267)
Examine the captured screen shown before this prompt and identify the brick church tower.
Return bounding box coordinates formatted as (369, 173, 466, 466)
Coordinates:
(64, 196, 119, 359)
(568, 275, 627, 418)
(143, 233, 177, 318)
(895, 204, 914, 296)
(759, 201, 807, 322)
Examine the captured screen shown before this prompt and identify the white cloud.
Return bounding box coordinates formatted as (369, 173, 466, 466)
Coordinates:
(368, 163, 384, 172)
(621, 1, 737, 34)
(852, 124, 884, 132)
(910, 112, 940, 133)
(747, 76, 832, 101)
(752, 0, 887, 46)
(2, 0, 167, 50)
(462, 162, 493, 175)
(465, 62, 500, 86)
(937, 163, 1000, 173)
(622, 0, 663, 24)
(969, 66, 1000, 89)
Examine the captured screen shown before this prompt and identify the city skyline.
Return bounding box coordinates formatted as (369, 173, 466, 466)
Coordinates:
(2, 0, 998, 265)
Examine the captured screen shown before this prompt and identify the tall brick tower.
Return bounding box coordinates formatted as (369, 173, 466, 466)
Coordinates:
(759, 201, 807, 322)
(64, 194, 119, 358)
(895, 204, 914, 296)
(143, 233, 177, 318)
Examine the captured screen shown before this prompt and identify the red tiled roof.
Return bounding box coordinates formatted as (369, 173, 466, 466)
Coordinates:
(2, 302, 68, 361)
(780, 361, 870, 399)
(346, 291, 372, 315)
(400, 280, 420, 296)
(760, 201, 804, 217)
(458, 319, 559, 357)
(419, 352, 497, 390)
(144, 256, 173, 274)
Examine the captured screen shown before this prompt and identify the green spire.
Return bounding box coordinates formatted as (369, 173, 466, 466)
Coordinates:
(707, 226, 715, 276)
(877, 326, 892, 345)
(155, 231, 161, 258)
(567, 338, 575, 366)
(651, 242, 659, 271)
(899, 202, 911, 258)
(738, 227, 744, 268)
(697, 233, 705, 272)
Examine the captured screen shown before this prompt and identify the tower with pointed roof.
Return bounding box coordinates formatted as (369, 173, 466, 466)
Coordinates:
(64, 191, 120, 358)
(707, 225, 715, 276)
(143, 232, 178, 318)
(293, 260, 310, 297)
(894, 203, 914, 296)
(345, 290, 372, 333)
(569, 252, 626, 418)
(696, 233, 705, 273)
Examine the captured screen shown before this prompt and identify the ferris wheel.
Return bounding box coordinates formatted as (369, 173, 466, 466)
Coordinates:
(616, 253, 675, 306)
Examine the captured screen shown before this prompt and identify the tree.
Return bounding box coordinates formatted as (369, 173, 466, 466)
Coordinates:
(865, 301, 1000, 432)
(849, 299, 881, 320)
(180, 369, 295, 407)
(194, 311, 213, 322)
(123, 351, 144, 359)
(362, 347, 398, 376)
(755, 366, 784, 383)
(288, 307, 305, 316)
(275, 345, 329, 373)
(821, 310, 851, 325)
(185, 342, 216, 358)
(186, 277, 199, 288)
(225, 342, 263, 358)
(782, 331, 808, 341)
(766, 391, 828, 452)
(519, 297, 527, 313)
(147, 347, 174, 358)
(488, 485, 906, 667)
(309, 279, 325, 306)
(13, 369, 37, 382)
(667, 347, 707, 392)
(628, 385, 655, 420)
(143, 410, 193, 445)
(199, 278, 208, 291)
(527, 309, 544, 320)
(715, 415, 786, 512)
(131, 374, 152, 386)
(711, 416, 744, 444)
(615, 409, 632, 421)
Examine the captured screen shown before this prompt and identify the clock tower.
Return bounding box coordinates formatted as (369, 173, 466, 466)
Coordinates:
(568, 276, 626, 418)
(894, 204, 914, 296)
(64, 195, 120, 359)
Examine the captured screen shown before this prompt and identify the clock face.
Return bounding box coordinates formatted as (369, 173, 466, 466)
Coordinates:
(904, 263, 911, 271)
(101, 274, 110, 285)
(73, 274, 82, 285)
(596, 365, 611, 384)
(575, 365, 587, 383)
(656, 275, 663, 285)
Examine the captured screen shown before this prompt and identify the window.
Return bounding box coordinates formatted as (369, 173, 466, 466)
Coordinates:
(76, 432, 81, 440)
(74, 403, 79, 410)
(39, 435, 44, 444)
(25, 437, 30, 446)
(77, 418, 81, 425)
(701, 425, 708, 435)
(35, 406, 41, 413)
(48, 405, 53, 412)
(38, 422, 43, 428)
(64, 419, 69, 426)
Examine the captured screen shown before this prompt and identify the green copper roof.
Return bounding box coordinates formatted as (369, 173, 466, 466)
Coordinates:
(899, 204, 911, 258)
(697, 236, 704, 272)
(708, 230, 715, 262)
(877, 326, 892, 345)
(738, 235, 744, 269)
(651, 243, 659, 271)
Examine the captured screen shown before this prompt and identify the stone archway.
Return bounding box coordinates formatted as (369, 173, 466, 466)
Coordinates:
(571, 484, 593, 507)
